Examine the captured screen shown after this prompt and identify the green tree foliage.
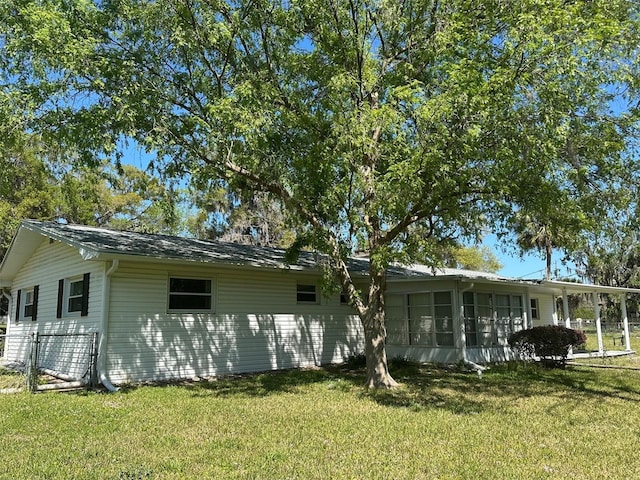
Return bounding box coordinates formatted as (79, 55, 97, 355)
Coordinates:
(57, 162, 181, 233)
(187, 187, 295, 247)
(0, 141, 59, 258)
(2, 0, 639, 387)
(445, 245, 503, 274)
(0, 138, 181, 259)
(578, 225, 640, 317)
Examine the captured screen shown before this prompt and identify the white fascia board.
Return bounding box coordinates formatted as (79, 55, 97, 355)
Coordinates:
(540, 280, 640, 295)
(387, 274, 539, 289)
(96, 251, 315, 273)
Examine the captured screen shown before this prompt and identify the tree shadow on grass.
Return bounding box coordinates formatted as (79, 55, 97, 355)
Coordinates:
(186, 368, 337, 397)
(523, 364, 640, 402)
(112, 361, 640, 414)
(114, 367, 350, 398)
(365, 361, 640, 414)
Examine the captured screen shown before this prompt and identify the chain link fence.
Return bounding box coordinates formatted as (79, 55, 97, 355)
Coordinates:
(1, 332, 98, 393)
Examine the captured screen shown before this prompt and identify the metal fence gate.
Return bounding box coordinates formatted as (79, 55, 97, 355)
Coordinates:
(1, 332, 98, 392)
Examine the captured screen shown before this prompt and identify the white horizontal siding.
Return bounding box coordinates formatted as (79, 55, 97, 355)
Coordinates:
(106, 262, 364, 383)
(533, 294, 556, 327)
(4, 239, 103, 377)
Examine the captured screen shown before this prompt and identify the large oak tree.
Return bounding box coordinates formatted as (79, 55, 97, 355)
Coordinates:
(2, 0, 639, 387)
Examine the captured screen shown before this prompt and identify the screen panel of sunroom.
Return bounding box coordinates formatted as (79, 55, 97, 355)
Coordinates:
(385, 294, 407, 344)
(408, 293, 433, 345)
(495, 294, 511, 346)
(463, 291, 478, 347)
(477, 293, 494, 346)
(434, 291, 454, 346)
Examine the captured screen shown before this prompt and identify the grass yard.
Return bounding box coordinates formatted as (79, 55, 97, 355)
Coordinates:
(2, 360, 640, 480)
(0, 365, 24, 390)
(576, 327, 640, 368)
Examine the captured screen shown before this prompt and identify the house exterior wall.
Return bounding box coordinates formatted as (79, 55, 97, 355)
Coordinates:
(4, 239, 104, 378)
(104, 260, 364, 384)
(1, 229, 570, 384)
(532, 294, 557, 327)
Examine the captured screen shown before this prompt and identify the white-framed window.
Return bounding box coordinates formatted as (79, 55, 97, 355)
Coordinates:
(433, 291, 454, 346)
(67, 278, 85, 313)
(23, 288, 35, 319)
(296, 283, 318, 303)
(530, 298, 539, 319)
(57, 273, 90, 318)
(16, 286, 39, 322)
(462, 291, 478, 346)
(168, 277, 213, 312)
(385, 294, 407, 344)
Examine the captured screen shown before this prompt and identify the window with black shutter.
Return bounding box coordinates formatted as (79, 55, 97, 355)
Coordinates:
(57, 274, 91, 318)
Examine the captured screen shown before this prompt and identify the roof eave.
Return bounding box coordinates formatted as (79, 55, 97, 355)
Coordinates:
(96, 251, 372, 278)
(22, 220, 101, 258)
(540, 279, 640, 295)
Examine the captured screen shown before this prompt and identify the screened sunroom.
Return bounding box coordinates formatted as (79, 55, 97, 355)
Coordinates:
(383, 267, 639, 365)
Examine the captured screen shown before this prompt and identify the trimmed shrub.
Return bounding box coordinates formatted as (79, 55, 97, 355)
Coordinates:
(508, 325, 587, 368)
(342, 352, 367, 369)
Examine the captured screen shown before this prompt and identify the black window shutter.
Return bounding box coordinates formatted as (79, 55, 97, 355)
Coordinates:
(32, 285, 39, 322)
(81, 272, 90, 317)
(15, 289, 21, 323)
(57, 279, 64, 318)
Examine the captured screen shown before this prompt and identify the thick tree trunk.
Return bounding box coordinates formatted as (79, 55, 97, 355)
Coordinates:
(333, 249, 397, 388)
(362, 307, 399, 388)
(361, 272, 398, 389)
(545, 243, 552, 280)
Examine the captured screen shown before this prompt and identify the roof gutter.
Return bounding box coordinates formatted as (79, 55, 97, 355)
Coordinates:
(99, 259, 119, 392)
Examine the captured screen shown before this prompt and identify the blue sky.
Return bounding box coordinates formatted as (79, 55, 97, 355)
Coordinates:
(481, 233, 579, 280)
(484, 239, 549, 279)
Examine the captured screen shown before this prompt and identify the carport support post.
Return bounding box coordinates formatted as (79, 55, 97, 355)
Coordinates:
(562, 289, 571, 329)
(594, 293, 604, 356)
(562, 289, 573, 356)
(621, 295, 631, 351)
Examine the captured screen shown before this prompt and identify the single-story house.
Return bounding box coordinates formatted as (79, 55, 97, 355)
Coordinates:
(0, 220, 637, 388)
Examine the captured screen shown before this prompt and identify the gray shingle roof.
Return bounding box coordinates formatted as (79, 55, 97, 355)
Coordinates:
(23, 220, 372, 273)
(19, 220, 519, 283)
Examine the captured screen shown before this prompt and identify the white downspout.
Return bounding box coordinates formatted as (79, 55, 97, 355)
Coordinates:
(562, 288, 571, 329)
(0, 289, 11, 340)
(99, 259, 119, 392)
(524, 289, 533, 329)
(552, 294, 559, 325)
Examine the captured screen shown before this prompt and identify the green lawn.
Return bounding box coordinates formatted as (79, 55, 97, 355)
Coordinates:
(576, 326, 640, 368)
(0, 366, 24, 390)
(2, 360, 640, 479)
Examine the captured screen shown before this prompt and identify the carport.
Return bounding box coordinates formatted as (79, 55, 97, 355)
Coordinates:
(541, 280, 640, 356)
